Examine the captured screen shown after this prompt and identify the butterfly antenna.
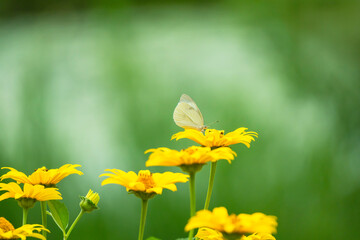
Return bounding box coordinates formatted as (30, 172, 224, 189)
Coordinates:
(206, 120, 220, 128)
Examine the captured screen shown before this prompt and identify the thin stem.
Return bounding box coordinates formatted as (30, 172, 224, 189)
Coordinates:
(204, 161, 217, 210)
(188, 172, 196, 240)
(22, 208, 29, 225)
(40, 201, 48, 238)
(138, 199, 149, 240)
(65, 210, 84, 240)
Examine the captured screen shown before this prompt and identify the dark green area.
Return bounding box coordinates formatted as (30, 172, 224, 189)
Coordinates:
(0, 1, 359, 239)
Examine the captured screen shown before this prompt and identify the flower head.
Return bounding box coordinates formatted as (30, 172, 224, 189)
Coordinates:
(196, 228, 224, 240)
(172, 128, 258, 148)
(240, 233, 276, 240)
(185, 207, 277, 235)
(145, 146, 236, 168)
(0, 164, 83, 187)
(80, 189, 100, 213)
(0, 182, 62, 207)
(195, 229, 276, 240)
(100, 169, 189, 199)
(0, 217, 49, 240)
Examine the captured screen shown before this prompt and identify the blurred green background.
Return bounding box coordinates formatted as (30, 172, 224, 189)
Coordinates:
(0, 0, 359, 239)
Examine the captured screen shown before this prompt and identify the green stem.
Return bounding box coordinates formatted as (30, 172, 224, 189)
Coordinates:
(40, 201, 48, 237)
(22, 208, 29, 225)
(204, 161, 217, 210)
(188, 172, 196, 240)
(138, 199, 149, 240)
(65, 210, 84, 240)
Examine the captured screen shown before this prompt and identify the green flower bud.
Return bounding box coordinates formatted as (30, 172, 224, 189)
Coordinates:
(80, 189, 99, 213)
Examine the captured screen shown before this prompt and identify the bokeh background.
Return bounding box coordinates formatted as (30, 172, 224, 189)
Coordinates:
(0, 1, 359, 239)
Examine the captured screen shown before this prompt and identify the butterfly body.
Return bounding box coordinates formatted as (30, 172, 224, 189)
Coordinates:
(173, 94, 206, 131)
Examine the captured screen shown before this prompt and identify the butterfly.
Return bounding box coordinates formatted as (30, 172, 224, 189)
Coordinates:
(173, 94, 207, 131)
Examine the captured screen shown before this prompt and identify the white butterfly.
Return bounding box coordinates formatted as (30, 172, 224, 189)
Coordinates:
(173, 94, 206, 131)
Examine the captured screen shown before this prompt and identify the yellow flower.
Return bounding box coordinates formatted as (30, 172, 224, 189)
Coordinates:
(235, 213, 277, 234)
(0, 164, 83, 187)
(145, 146, 236, 167)
(195, 229, 276, 240)
(185, 207, 277, 235)
(0, 182, 62, 203)
(0, 217, 49, 240)
(196, 228, 224, 240)
(240, 233, 276, 240)
(80, 189, 100, 213)
(100, 169, 189, 198)
(171, 128, 258, 148)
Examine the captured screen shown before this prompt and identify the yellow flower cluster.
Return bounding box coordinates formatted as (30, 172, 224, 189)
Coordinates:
(0, 164, 83, 204)
(0, 96, 278, 240)
(0, 164, 97, 239)
(165, 126, 277, 240)
(98, 116, 262, 240)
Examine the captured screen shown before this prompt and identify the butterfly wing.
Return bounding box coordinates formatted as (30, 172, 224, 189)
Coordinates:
(179, 94, 204, 125)
(173, 94, 205, 131)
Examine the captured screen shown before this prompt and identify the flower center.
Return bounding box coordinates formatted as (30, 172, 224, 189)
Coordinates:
(34, 167, 48, 172)
(0, 217, 15, 232)
(222, 214, 239, 234)
(206, 129, 224, 138)
(229, 214, 238, 225)
(137, 170, 155, 189)
(184, 147, 198, 155)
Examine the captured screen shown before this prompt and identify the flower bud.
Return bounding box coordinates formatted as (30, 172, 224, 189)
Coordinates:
(80, 189, 99, 213)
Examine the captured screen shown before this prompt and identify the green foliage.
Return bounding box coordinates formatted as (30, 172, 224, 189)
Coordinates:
(47, 200, 69, 233)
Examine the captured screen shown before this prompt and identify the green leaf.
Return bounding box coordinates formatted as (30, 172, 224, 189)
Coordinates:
(146, 237, 161, 240)
(47, 200, 69, 232)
